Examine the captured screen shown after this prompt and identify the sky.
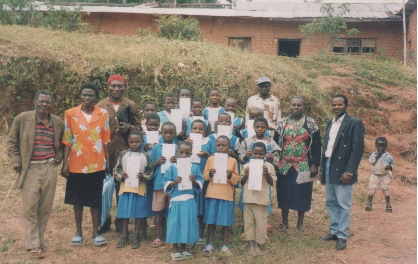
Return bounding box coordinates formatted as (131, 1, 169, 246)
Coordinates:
(219, 0, 405, 3)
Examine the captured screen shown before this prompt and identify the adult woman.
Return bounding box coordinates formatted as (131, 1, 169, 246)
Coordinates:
(274, 96, 321, 231)
(61, 83, 110, 246)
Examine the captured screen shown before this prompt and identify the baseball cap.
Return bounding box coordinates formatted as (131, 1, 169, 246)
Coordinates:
(256, 77, 272, 85)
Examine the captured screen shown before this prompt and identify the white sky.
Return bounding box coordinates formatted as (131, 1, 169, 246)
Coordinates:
(220, 0, 405, 3)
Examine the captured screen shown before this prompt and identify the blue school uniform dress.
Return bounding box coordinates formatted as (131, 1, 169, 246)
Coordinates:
(193, 137, 215, 217)
(115, 150, 153, 219)
(150, 143, 178, 214)
(157, 110, 171, 124)
(142, 134, 161, 217)
(163, 164, 203, 244)
(185, 117, 209, 136)
(231, 117, 244, 137)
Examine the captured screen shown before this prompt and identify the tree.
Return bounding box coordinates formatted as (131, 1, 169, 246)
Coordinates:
(299, 3, 359, 52)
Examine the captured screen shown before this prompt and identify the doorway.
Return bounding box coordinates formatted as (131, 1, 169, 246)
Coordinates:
(278, 39, 301, 57)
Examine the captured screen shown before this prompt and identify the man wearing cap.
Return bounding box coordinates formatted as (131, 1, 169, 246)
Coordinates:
(245, 77, 281, 129)
(96, 74, 142, 232)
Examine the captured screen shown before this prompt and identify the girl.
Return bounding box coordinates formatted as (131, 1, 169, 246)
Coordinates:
(163, 141, 203, 260)
(204, 88, 224, 133)
(224, 97, 244, 137)
(114, 130, 153, 249)
(208, 113, 240, 160)
(202, 136, 239, 255)
(186, 98, 211, 136)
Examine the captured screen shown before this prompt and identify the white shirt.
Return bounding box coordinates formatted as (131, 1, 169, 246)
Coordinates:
(82, 112, 92, 123)
(245, 94, 281, 129)
(325, 114, 346, 158)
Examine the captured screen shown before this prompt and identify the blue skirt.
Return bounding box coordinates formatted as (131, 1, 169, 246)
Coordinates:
(145, 181, 155, 217)
(166, 199, 199, 244)
(204, 198, 234, 226)
(277, 166, 313, 212)
(194, 182, 208, 217)
(116, 193, 147, 219)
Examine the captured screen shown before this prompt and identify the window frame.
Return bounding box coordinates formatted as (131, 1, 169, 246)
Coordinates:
(228, 37, 252, 53)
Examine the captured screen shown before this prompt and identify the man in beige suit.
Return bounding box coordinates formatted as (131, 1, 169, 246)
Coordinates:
(7, 90, 64, 259)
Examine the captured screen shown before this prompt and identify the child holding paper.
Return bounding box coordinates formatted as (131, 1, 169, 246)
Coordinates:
(158, 93, 185, 139)
(179, 87, 192, 98)
(114, 131, 153, 249)
(163, 141, 203, 260)
(202, 136, 239, 255)
(150, 122, 178, 247)
(240, 142, 275, 255)
(187, 119, 214, 243)
(224, 97, 244, 137)
(186, 98, 211, 136)
(238, 107, 270, 140)
(204, 88, 224, 133)
(141, 101, 158, 132)
(143, 113, 161, 151)
(208, 113, 240, 160)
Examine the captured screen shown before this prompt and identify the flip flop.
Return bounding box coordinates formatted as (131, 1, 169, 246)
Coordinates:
(29, 248, 44, 259)
(195, 237, 205, 245)
(202, 244, 213, 256)
(93, 235, 107, 246)
(70, 235, 83, 247)
(152, 238, 165, 248)
(171, 252, 183, 261)
(220, 244, 230, 253)
(181, 250, 193, 259)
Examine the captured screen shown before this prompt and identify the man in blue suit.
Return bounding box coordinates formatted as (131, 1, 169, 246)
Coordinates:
(320, 94, 365, 250)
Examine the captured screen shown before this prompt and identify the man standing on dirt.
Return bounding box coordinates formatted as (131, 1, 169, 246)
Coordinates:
(7, 90, 64, 259)
(245, 77, 281, 129)
(320, 94, 364, 250)
(96, 74, 142, 233)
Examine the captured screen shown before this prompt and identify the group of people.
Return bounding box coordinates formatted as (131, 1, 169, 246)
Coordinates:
(6, 74, 395, 260)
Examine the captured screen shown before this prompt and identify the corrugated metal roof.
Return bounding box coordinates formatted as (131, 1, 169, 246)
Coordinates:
(33, 2, 403, 21)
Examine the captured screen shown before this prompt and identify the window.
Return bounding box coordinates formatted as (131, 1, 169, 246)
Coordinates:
(278, 39, 301, 57)
(332, 39, 376, 54)
(228, 38, 251, 52)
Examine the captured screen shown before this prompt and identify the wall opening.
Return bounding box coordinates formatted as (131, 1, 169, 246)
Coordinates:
(228, 37, 251, 52)
(278, 39, 301, 57)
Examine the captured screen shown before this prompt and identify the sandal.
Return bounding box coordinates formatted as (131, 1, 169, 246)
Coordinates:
(70, 235, 83, 247)
(171, 252, 183, 261)
(365, 204, 372, 211)
(195, 237, 205, 245)
(131, 238, 140, 249)
(181, 250, 193, 259)
(386, 205, 393, 212)
(117, 237, 129, 248)
(220, 244, 230, 253)
(93, 235, 107, 246)
(29, 248, 44, 259)
(152, 238, 164, 248)
(202, 244, 213, 256)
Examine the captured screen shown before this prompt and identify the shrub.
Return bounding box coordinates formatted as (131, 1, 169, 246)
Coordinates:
(39, 5, 89, 32)
(155, 14, 202, 41)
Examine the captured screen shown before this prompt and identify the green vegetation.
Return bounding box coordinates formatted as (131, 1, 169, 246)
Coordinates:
(155, 14, 202, 41)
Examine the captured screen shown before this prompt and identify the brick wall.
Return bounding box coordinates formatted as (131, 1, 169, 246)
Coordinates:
(406, 6, 417, 65)
(84, 13, 404, 61)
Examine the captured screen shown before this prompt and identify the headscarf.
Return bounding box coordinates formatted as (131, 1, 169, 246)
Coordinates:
(107, 74, 126, 84)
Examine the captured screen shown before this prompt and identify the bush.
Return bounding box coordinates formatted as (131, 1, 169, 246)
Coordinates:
(40, 5, 89, 32)
(155, 14, 202, 41)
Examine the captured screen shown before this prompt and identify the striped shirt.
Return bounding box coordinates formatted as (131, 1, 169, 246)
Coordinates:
(31, 117, 55, 161)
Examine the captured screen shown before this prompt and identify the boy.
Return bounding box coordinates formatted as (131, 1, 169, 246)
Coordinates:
(238, 107, 271, 140)
(186, 98, 211, 136)
(143, 113, 161, 151)
(150, 122, 178, 247)
(241, 142, 275, 255)
(224, 97, 244, 137)
(204, 88, 224, 133)
(141, 101, 158, 132)
(158, 93, 185, 139)
(208, 113, 240, 160)
(179, 87, 191, 98)
(365, 137, 394, 212)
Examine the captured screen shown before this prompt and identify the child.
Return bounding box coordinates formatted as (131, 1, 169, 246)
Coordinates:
(141, 101, 158, 132)
(202, 136, 239, 255)
(208, 113, 240, 159)
(179, 87, 192, 98)
(187, 120, 214, 243)
(163, 141, 204, 260)
(143, 113, 161, 151)
(150, 122, 178, 247)
(241, 142, 275, 255)
(365, 137, 394, 212)
(204, 88, 224, 133)
(114, 130, 153, 249)
(224, 97, 244, 137)
(186, 98, 211, 136)
(157, 93, 177, 124)
(238, 107, 270, 140)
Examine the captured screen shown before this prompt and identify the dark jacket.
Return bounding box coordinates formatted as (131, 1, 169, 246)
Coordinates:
(321, 114, 365, 185)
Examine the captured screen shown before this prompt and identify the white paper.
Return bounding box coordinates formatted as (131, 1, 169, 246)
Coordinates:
(179, 98, 191, 119)
(225, 111, 235, 122)
(217, 125, 232, 137)
(213, 153, 228, 184)
(161, 143, 176, 173)
(208, 108, 219, 132)
(296, 171, 318, 184)
(189, 133, 202, 164)
(248, 159, 264, 191)
(192, 116, 205, 122)
(124, 153, 140, 188)
(146, 131, 159, 145)
(177, 158, 193, 190)
(246, 120, 256, 138)
(170, 109, 183, 134)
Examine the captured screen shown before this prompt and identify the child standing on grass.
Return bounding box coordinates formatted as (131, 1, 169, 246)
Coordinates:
(150, 122, 178, 247)
(241, 142, 275, 255)
(202, 136, 239, 255)
(224, 97, 244, 137)
(114, 130, 153, 249)
(187, 119, 214, 244)
(204, 88, 224, 133)
(141, 101, 158, 132)
(365, 137, 394, 212)
(163, 141, 204, 260)
(186, 98, 211, 136)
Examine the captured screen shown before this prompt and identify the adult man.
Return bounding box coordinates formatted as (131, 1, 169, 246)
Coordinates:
(96, 74, 141, 232)
(245, 77, 281, 129)
(320, 94, 365, 250)
(7, 90, 64, 259)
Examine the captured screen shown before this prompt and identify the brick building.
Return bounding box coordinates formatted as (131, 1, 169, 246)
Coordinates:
(38, 2, 416, 63)
(402, 0, 417, 65)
